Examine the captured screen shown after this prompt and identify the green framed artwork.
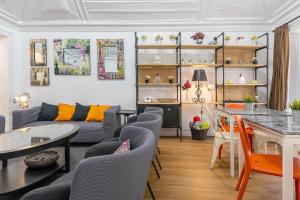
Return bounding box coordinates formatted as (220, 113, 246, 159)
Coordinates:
(97, 39, 124, 80)
(30, 39, 47, 66)
(53, 39, 90, 75)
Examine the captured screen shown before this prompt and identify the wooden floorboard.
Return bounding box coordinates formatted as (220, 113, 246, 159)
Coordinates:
(145, 137, 281, 200)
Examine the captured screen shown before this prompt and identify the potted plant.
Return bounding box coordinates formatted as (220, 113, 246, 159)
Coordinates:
(182, 80, 192, 101)
(289, 99, 300, 122)
(224, 35, 231, 45)
(251, 35, 258, 45)
(191, 32, 205, 45)
(225, 57, 232, 64)
(252, 57, 258, 64)
(169, 34, 176, 42)
(244, 95, 255, 111)
(168, 75, 174, 83)
(189, 115, 210, 140)
(155, 35, 163, 44)
(144, 75, 151, 83)
(236, 35, 245, 45)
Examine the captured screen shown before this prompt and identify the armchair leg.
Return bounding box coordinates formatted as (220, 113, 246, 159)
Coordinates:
(157, 147, 161, 154)
(147, 181, 156, 200)
(155, 155, 162, 170)
(152, 161, 160, 179)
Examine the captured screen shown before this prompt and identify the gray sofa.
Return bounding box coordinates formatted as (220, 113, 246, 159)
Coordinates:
(20, 126, 156, 200)
(0, 115, 5, 133)
(12, 106, 121, 143)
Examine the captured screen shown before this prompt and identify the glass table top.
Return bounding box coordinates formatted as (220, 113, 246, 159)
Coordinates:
(0, 124, 78, 153)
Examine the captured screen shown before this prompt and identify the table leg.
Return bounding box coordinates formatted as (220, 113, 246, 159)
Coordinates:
(229, 116, 235, 177)
(124, 115, 128, 125)
(2, 160, 7, 168)
(65, 139, 70, 172)
(282, 138, 294, 200)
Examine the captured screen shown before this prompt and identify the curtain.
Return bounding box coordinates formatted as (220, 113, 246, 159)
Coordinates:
(269, 24, 290, 111)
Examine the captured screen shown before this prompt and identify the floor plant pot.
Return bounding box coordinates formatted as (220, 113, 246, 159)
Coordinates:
(189, 122, 209, 140)
(292, 110, 300, 123)
(245, 103, 254, 111)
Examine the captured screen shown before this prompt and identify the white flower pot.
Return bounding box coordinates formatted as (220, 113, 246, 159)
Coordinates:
(292, 110, 300, 123)
(245, 103, 254, 111)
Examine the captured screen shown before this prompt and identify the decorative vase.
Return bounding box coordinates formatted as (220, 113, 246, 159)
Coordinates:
(169, 79, 173, 84)
(236, 39, 245, 45)
(252, 40, 258, 46)
(196, 39, 203, 45)
(145, 79, 149, 84)
(225, 40, 230, 45)
(245, 103, 254, 111)
(292, 110, 300, 123)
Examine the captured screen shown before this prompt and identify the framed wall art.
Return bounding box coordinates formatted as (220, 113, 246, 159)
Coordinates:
(30, 39, 47, 66)
(53, 39, 90, 75)
(97, 39, 124, 80)
(30, 67, 49, 86)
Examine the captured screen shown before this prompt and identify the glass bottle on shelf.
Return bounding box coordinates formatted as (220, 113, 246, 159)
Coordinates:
(153, 73, 161, 84)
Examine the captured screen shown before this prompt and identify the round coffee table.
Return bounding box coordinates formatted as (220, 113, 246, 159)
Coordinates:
(0, 124, 79, 196)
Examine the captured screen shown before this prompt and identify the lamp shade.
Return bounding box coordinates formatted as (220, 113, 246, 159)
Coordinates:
(192, 69, 207, 82)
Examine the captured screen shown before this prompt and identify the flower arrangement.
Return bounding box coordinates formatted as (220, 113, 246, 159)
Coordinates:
(193, 115, 210, 130)
(144, 75, 151, 83)
(244, 95, 255, 103)
(168, 75, 174, 83)
(251, 35, 258, 45)
(140, 34, 147, 42)
(169, 34, 176, 41)
(155, 35, 163, 43)
(191, 32, 205, 44)
(225, 35, 231, 41)
(182, 80, 192, 101)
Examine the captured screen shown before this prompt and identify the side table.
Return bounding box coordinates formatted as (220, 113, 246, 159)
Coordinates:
(117, 110, 136, 125)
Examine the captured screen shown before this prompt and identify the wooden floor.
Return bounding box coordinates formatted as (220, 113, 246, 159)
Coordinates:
(145, 137, 282, 200)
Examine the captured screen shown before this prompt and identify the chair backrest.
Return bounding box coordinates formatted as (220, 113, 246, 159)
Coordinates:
(130, 113, 162, 154)
(0, 115, 5, 133)
(144, 107, 164, 118)
(235, 115, 252, 168)
(69, 126, 155, 200)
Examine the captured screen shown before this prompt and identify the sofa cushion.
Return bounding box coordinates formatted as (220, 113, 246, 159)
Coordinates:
(114, 139, 130, 154)
(38, 103, 58, 121)
(71, 103, 90, 121)
(56, 104, 75, 121)
(86, 105, 112, 122)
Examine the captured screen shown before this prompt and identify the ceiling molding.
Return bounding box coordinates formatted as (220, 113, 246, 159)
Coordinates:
(74, 0, 88, 21)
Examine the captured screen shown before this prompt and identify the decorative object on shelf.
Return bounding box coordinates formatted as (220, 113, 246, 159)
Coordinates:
(236, 35, 245, 45)
(191, 32, 205, 45)
(169, 34, 176, 42)
(30, 67, 49, 86)
(144, 75, 151, 83)
(140, 34, 147, 42)
(202, 59, 207, 64)
(225, 57, 232, 64)
(155, 35, 163, 44)
(24, 150, 59, 169)
(255, 95, 261, 103)
(182, 54, 188, 64)
(251, 35, 258, 45)
(97, 39, 124, 80)
(238, 73, 246, 84)
(188, 59, 193, 64)
(192, 69, 207, 103)
(54, 39, 90, 75)
(250, 80, 258, 84)
(207, 83, 215, 101)
(224, 35, 231, 45)
(238, 58, 244, 64)
(208, 37, 218, 45)
(168, 75, 174, 83)
(144, 96, 153, 103)
(189, 115, 210, 140)
(182, 80, 192, 101)
(14, 92, 31, 109)
(244, 95, 255, 111)
(226, 80, 233, 84)
(153, 73, 161, 84)
(252, 57, 258, 64)
(157, 98, 177, 103)
(289, 99, 300, 122)
(30, 39, 47, 66)
(152, 56, 163, 64)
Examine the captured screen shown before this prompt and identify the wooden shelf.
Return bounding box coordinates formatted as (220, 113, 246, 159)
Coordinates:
(224, 64, 266, 68)
(137, 64, 179, 68)
(137, 45, 178, 49)
(217, 83, 267, 87)
(181, 64, 222, 68)
(138, 83, 179, 87)
(181, 45, 222, 49)
(224, 45, 267, 50)
(138, 101, 180, 105)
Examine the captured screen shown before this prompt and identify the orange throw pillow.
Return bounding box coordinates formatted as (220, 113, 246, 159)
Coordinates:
(55, 103, 75, 121)
(86, 105, 112, 122)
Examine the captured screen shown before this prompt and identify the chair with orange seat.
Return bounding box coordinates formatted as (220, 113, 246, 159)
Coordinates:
(235, 115, 300, 200)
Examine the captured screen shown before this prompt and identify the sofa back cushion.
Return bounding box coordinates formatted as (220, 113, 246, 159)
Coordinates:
(71, 103, 90, 121)
(86, 105, 112, 122)
(38, 103, 58, 121)
(56, 103, 75, 121)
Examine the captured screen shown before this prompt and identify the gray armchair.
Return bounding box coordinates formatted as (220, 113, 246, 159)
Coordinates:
(0, 115, 5, 133)
(21, 126, 156, 200)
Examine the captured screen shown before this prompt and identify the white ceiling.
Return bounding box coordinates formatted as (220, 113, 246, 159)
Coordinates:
(0, 0, 299, 31)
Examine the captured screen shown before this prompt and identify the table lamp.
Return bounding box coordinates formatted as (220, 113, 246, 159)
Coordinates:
(192, 69, 207, 103)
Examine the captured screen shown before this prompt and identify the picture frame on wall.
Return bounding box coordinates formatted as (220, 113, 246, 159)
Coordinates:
(97, 39, 124, 80)
(53, 39, 90, 75)
(30, 39, 47, 66)
(30, 67, 49, 86)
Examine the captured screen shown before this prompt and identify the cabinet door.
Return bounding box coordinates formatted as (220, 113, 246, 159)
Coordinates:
(163, 105, 180, 128)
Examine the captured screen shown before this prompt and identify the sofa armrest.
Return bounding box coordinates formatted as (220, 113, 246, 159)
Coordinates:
(20, 183, 70, 200)
(102, 106, 121, 140)
(13, 106, 41, 129)
(84, 141, 122, 159)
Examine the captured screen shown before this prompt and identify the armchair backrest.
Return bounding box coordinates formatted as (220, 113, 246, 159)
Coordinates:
(144, 107, 164, 118)
(0, 115, 5, 133)
(69, 126, 155, 200)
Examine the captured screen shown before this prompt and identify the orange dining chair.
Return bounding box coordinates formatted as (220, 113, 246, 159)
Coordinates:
(235, 115, 300, 200)
(218, 103, 254, 159)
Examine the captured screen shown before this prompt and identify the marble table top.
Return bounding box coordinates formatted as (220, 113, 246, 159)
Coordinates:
(216, 107, 291, 116)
